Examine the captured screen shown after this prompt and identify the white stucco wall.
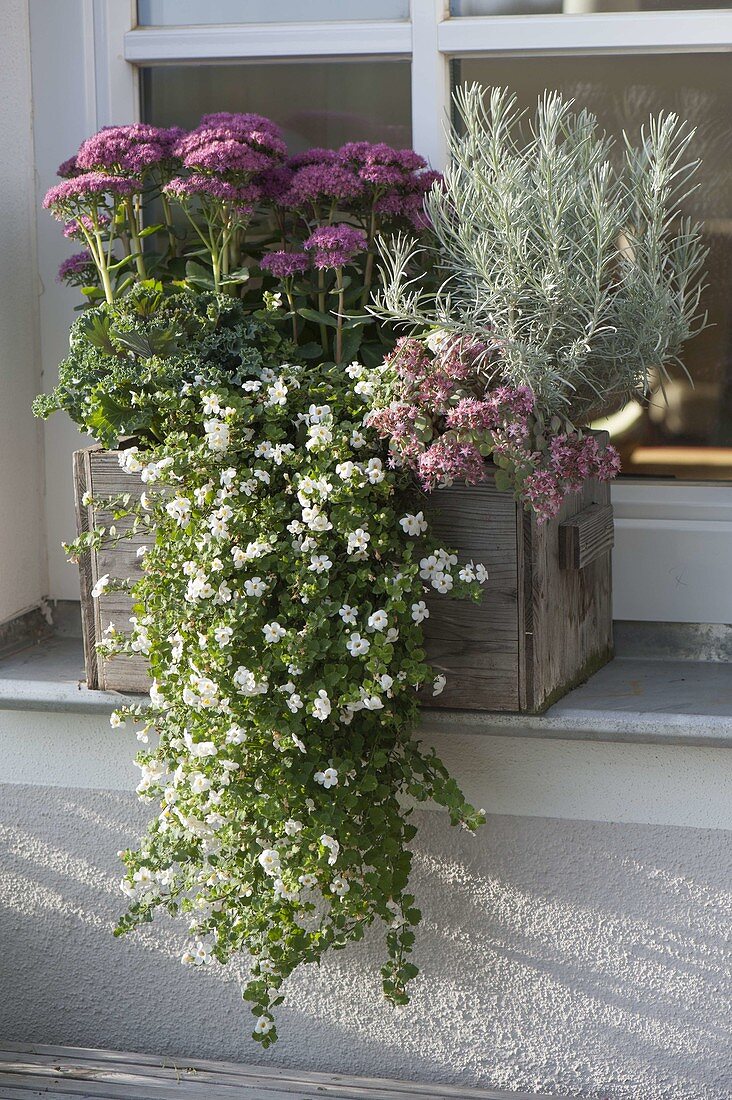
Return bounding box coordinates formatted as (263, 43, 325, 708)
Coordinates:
(0, 0, 46, 623)
(1, 711, 731, 1098)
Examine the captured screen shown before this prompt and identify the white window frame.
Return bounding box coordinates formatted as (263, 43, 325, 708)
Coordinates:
(33, 0, 732, 622)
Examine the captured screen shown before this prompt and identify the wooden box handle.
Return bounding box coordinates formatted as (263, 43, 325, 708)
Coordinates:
(559, 502, 614, 570)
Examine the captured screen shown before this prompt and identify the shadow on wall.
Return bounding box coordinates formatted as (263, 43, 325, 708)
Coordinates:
(0, 785, 730, 1100)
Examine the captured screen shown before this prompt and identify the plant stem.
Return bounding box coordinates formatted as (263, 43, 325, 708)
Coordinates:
(335, 267, 345, 364)
(124, 197, 147, 280)
(317, 268, 328, 358)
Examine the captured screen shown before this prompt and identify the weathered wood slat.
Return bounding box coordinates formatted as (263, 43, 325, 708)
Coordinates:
(558, 502, 614, 570)
(0, 1044, 554, 1099)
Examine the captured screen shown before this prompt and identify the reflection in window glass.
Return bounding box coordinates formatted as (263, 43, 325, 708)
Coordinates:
(138, 0, 409, 25)
(142, 61, 411, 152)
(451, 1, 732, 13)
(453, 55, 732, 480)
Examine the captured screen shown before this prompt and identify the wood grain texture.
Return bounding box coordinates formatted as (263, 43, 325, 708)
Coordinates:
(0, 1043, 552, 1099)
(559, 502, 614, 570)
(75, 448, 154, 694)
(526, 476, 613, 712)
(423, 474, 520, 712)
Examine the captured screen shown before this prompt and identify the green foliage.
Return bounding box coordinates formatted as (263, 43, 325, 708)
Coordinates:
(34, 282, 292, 448)
(373, 85, 708, 424)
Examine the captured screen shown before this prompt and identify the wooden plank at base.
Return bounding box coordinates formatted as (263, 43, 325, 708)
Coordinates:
(0, 1045, 557, 1099)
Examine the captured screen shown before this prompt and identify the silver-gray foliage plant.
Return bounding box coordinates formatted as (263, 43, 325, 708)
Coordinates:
(374, 85, 708, 423)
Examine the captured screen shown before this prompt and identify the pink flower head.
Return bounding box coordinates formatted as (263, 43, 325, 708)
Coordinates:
(63, 212, 110, 240)
(257, 164, 294, 201)
(303, 224, 367, 269)
(75, 124, 183, 174)
(260, 250, 310, 278)
(57, 155, 79, 178)
(56, 249, 96, 285)
(198, 112, 285, 150)
(285, 163, 363, 208)
(43, 173, 138, 218)
(175, 128, 275, 175)
(165, 175, 260, 214)
(288, 147, 338, 169)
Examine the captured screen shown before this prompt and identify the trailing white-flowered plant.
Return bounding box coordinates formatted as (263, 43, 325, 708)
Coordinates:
(71, 347, 486, 1045)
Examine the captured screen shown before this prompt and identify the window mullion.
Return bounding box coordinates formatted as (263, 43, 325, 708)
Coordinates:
(411, 0, 450, 169)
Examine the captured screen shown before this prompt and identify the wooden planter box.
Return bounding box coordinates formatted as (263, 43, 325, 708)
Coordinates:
(74, 446, 614, 710)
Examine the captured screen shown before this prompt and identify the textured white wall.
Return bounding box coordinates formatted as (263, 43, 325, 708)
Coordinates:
(0, 781, 730, 1100)
(0, 0, 46, 623)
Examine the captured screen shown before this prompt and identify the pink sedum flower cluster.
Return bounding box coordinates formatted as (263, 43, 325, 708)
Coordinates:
(368, 336, 621, 522)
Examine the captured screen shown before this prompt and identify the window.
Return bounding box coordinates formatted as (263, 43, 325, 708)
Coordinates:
(32, 0, 732, 623)
(142, 61, 411, 150)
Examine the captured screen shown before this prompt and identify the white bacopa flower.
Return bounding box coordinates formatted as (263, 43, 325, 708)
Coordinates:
(365, 457, 384, 484)
(311, 690, 331, 721)
(241, 379, 261, 392)
(436, 548, 458, 569)
(330, 876, 350, 897)
(459, 563, 476, 583)
(475, 562, 488, 583)
(399, 511, 428, 537)
(213, 625, 233, 647)
(292, 732, 307, 754)
(339, 604, 358, 625)
(307, 402, 331, 423)
(273, 877, 299, 901)
(432, 572, 454, 594)
(258, 849, 280, 876)
(379, 673, 394, 694)
(306, 423, 333, 451)
(91, 574, 110, 599)
(284, 819, 303, 836)
(265, 380, 288, 406)
(335, 460, 356, 480)
(426, 328, 451, 354)
(419, 555, 439, 580)
(201, 392, 221, 415)
(233, 666, 268, 696)
(315, 767, 338, 789)
(350, 428, 366, 449)
(118, 446, 142, 474)
(367, 609, 388, 632)
(346, 528, 370, 556)
(298, 873, 317, 888)
(346, 632, 370, 657)
(319, 833, 339, 865)
(362, 693, 384, 711)
(345, 360, 365, 379)
(309, 553, 332, 574)
(432, 674, 447, 696)
(286, 693, 304, 713)
(190, 772, 211, 795)
(254, 1016, 274, 1035)
(243, 576, 267, 598)
(166, 496, 192, 526)
(225, 724, 247, 745)
(411, 600, 429, 624)
(354, 378, 375, 399)
(302, 504, 332, 532)
(262, 622, 287, 644)
(183, 729, 218, 757)
(110, 711, 123, 728)
(204, 418, 230, 454)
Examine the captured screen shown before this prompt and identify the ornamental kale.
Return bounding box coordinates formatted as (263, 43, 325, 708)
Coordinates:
(33, 285, 291, 448)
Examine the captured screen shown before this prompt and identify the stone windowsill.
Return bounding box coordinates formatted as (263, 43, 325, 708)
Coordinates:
(0, 608, 730, 747)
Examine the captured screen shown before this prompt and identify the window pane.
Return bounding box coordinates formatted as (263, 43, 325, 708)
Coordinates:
(142, 60, 411, 151)
(138, 0, 409, 25)
(453, 54, 732, 481)
(451, 2, 732, 13)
